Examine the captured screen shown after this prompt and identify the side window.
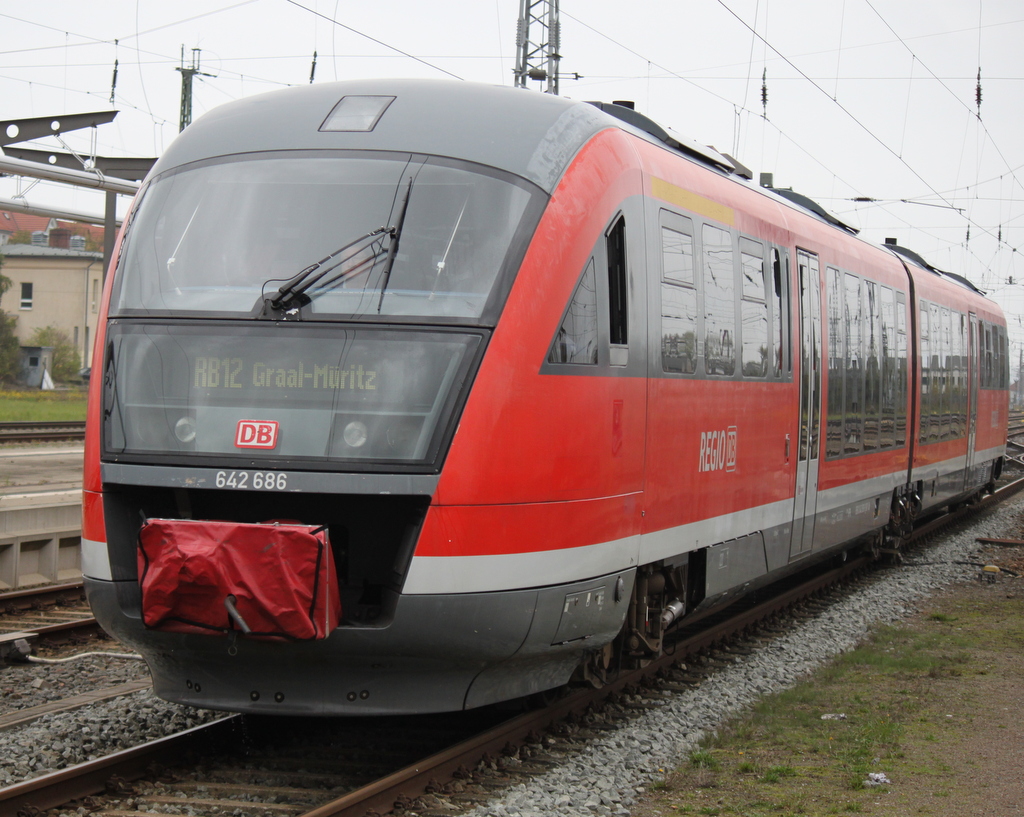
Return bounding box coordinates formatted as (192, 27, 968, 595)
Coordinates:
(548, 258, 599, 365)
(929, 302, 942, 441)
(1002, 327, 1010, 389)
(20, 282, 33, 310)
(607, 215, 628, 352)
(991, 324, 1004, 390)
(826, 267, 844, 458)
(772, 248, 790, 377)
(660, 211, 698, 374)
(919, 303, 930, 443)
(739, 237, 768, 377)
(895, 292, 907, 446)
(984, 325, 993, 388)
(939, 307, 952, 439)
(702, 224, 735, 376)
(951, 312, 963, 437)
(843, 273, 863, 454)
(863, 281, 880, 451)
(880, 286, 896, 448)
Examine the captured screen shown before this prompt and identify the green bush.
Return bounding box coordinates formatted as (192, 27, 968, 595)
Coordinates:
(0, 261, 21, 384)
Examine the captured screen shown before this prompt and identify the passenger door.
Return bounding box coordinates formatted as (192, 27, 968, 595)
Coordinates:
(791, 250, 822, 559)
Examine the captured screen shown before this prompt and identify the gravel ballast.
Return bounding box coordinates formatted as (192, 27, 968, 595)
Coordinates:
(0, 494, 1020, 810)
(1, 647, 150, 713)
(464, 495, 1024, 817)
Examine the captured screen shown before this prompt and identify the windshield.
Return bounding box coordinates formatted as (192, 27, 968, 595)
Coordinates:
(110, 152, 541, 322)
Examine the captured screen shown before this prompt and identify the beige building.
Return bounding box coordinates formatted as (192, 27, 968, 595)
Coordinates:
(0, 244, 105, 371)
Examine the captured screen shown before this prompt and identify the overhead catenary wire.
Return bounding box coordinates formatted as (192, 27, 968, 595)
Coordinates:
(862, 0, 1023, 200)
(1, 2, 1019, 330)
(715, 0, 1018, 266)
(282, 0, 463, 81)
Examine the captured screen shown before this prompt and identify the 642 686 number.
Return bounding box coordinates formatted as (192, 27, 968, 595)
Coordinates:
(215, 470, 288, 491)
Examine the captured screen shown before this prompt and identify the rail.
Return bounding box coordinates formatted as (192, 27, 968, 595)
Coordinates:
(0, 421, 86, 444)
(0, 581, 97, 642)
(1, 476, 1022, 816)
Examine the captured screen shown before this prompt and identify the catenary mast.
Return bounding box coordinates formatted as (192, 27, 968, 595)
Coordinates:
(514, 0, 561, 95)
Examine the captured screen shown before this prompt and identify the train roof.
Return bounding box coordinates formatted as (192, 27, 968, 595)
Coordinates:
(883, 241, 984, 295)
(153, 79, 758, 197)
(154, 79, 985, 298)
(152, 78, 613, 194)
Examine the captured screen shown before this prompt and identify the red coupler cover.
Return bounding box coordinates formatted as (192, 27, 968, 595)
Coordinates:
(138, 519, 341, 640)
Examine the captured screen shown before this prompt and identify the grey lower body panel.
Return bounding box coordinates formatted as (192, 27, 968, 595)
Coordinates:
(84, 568, 634, 716)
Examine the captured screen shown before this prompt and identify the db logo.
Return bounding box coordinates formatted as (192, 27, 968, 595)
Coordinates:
(235, 420, 279, 449)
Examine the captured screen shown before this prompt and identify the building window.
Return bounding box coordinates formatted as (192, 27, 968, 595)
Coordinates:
(20, 282, 33, 309)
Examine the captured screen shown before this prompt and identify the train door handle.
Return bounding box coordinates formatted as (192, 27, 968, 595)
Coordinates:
(785, 434, 791, 460)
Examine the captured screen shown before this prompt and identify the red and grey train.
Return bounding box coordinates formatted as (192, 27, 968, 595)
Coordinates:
(82, 79, 1009, 715)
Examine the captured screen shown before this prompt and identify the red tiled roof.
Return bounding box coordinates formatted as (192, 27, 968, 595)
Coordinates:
(0, 211, 104, 242)
(57, 220, 105, 242)
(0, 210, 53, 234)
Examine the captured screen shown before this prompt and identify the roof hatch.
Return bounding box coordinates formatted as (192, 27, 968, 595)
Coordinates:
(320, 95, 395, 132)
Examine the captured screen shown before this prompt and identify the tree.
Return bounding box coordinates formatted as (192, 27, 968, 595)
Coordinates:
(27, 325, 81, 383)
(0, 255, 21, 384)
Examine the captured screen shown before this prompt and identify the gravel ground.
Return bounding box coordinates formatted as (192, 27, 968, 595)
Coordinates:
(0, 694, 222, 786)
(1, 644, 149, 713)
(0, 494, 1020, 807)
(465, 495, 1024, 817)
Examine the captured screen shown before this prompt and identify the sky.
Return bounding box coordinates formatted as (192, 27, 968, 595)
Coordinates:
(2, 0, 1023, 360)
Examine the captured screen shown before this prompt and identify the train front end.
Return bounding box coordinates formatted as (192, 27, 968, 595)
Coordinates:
(82, 80, 627, 714)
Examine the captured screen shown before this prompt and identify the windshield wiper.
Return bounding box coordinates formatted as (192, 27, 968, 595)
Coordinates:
(259, 227, 391, 318)
(376, 175, 414, 313)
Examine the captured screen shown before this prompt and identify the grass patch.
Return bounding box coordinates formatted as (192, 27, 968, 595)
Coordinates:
(633, 584, 1024, 817)
(689, 750, 721, 770)
(759, 764, 797, 783)
(0, 389, 88, 422)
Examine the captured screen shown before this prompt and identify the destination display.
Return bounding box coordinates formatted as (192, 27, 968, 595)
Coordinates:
(193, 356, 379, 392)
(103, 324, 480, 464)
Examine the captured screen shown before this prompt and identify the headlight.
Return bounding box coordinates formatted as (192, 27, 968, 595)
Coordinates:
(174, 415, 197, 443)
(343, 421, 368, 448)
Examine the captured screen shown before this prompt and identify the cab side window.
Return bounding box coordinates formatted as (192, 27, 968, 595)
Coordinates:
(548, 258, 599, 365)
(607, 215, 629, 363)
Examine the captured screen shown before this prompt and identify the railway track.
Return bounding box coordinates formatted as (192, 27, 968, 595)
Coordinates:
(0, 581, 97, 643)
(4, 475, 1022, 817)
(0, 421, 86, 444)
